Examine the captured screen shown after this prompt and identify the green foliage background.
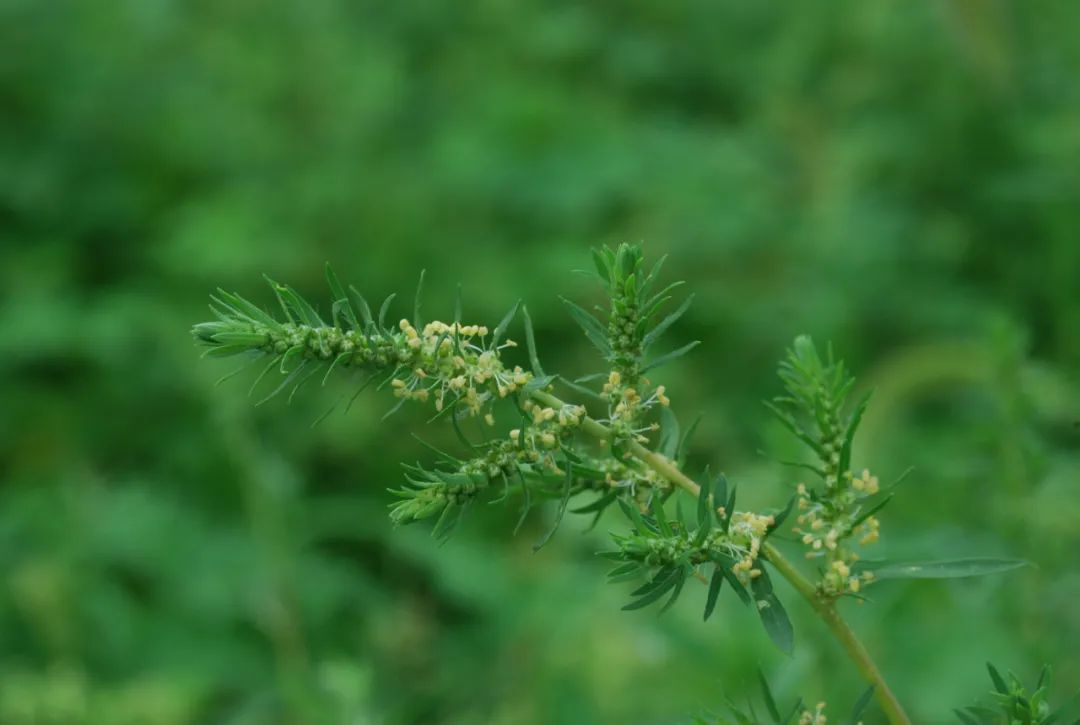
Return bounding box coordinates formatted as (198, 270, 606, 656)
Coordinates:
(1, 1, 1078, 722)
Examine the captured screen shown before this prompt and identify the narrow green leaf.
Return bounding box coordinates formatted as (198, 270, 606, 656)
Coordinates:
(521, 305, 546, 376)
(380, 396, 408, 421)
(561, 297, 612, 356)
(674, 499, 687, 529)
(723, 484, 737, 533)
(953, 708, 980, 725)
(642, 340, 700, 373)
(766, 496, 796, 538)
(278, 343, 305, 373)
(492, 300, 521, 347)
(643, 293, 694, 349)
(430, 501, 459, 541)
(330, 298, 356, 330)
(617, 498, 647, 534)
(1036, 664, 1051, 691)
(278, 282, 325, 327)
(714, 473, 728, 515)
(658, 406, 680, 459)
(639, 253, 668, 296)
(839, 390, 872, 474)
(644, 280, 686, 313)
(348, 285, 376, 332)
(851, 494, 894, 528)
(623, 569, 679, 611)
(764, 400, 826, 456)
(657, 567, 687, 614)
(557, 375, 605, 401)
(758, 669, 781, 724)
(987, 662, 1008, 695)
(522, 374, 555, 393)
(848, 685, 875, 725)
(696, 476, 712, 528)
(607, 561, 639, 579)
(213, 352, 262, 386)
(572, 490, 618, 514)
(247, 354, 283, 396)
(216, 290, 279, 328)
(533, 463, 572, 551)
(208, 332, 270, 347)
(255, 360, 309, 406)
(203, 342, 261, 357)
(607, 567, 644, 585)
(676, 413, 702, 466)
(629, 565, 677, 597)
(322, 351, 352, 386)
(449, 406, 476, 450)
(591, 247, 611, 284)
(325, 267, 358, 330)
(752, 569, 794, 655)
(263, 277, 296, 324)
(325, 263, 347, 303)
(703, 566, 724, 621)
(413, 269, 426, 329)
(711, 556, 750, 606)
(782, 697, 805, 725)
(513, 471, 532, 535)
(652, 498, 673, 536)
(378, 292, 398, 334)
(866, 558, 1029, 580)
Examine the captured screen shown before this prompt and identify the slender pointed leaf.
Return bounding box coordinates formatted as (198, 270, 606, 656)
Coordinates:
(492, 300, 521, 347)
(377, 293, 397, 334)
(642, 340, 700, 373)
(848, 686, 875, 725)
(758, 669, 781, 723)
(561, 297, 612, 356)
(643, 293, 694, 349)
(696, 476, 712, 528)
(572, 490, 618, 515)
(703, 566, 724, 621)
(851, 494, 894, 528)
(865, 558, 1029, 580)
(657, 567, 688, 614)
(623, 569, 679, 611)
(987, 662, 1008, 694)
(521, 305, 545, 376)
(533, 464, 572, 551)
(839, 390, 872, 474)
(752, 569, 794, 655)
(413, 269, 425, 329)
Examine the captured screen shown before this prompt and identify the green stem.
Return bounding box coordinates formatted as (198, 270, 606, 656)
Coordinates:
(531, 389, 912, 725)
(763, 542, 910, 725)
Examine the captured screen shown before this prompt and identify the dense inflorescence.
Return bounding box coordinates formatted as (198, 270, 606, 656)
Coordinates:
(193, 244, 1047, 725)
(565, 245, 697, 447)
(191, 250, 711, 550)
(768, 336, 887, 597)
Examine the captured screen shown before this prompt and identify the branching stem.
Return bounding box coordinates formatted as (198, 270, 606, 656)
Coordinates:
(531, 389, 912, 725)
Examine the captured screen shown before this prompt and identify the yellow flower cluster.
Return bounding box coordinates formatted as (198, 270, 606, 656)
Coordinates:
(822, 558, 875, 595)
(851, 468, 880, 495)
(391, 319, 532, 417)
(793, 475, 881, 596)
(724, 511, 775, 583)
(508, 399, 587, 468)
(590, 458, 672, 504)
(799, 702, 828, 725)
(601, 371, 670, 444)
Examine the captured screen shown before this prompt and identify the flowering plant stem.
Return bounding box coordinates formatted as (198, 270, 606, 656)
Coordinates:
(531, 390, 912, 725)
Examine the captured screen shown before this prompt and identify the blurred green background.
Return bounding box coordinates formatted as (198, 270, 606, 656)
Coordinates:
(2, 1, 1078, 723)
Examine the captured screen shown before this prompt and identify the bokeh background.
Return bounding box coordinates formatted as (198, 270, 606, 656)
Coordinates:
(2, 1, 1078, 723)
